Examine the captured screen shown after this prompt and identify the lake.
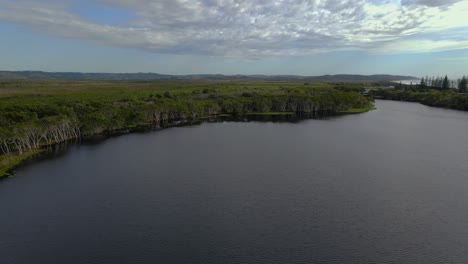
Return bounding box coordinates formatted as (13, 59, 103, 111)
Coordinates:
(1, 100, 468, 264)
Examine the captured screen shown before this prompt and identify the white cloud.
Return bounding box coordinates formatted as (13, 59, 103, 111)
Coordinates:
(437, 57, 468, 61)
(0, 0, 467, 58)
(371, 39, 468, 54)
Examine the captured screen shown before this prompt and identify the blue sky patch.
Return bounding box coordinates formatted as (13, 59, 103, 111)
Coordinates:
(70, 1, 133, 26)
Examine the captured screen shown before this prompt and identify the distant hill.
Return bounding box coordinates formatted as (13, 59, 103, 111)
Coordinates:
(0, 71, 173, 81)
(0, 71, 418, 82)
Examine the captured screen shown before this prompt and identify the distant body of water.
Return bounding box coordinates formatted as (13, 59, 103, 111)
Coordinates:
(392, 79, 420, 85)
(1, 100, 468, 264)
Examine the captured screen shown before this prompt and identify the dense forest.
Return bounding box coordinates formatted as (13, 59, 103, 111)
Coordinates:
(0, 80, 373, 175)
(370, 75, 468, 111)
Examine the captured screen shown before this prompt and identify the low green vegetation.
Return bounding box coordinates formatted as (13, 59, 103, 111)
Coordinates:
(0, 150, 42, 178)
(0, 80, 373, 176)
(337, 107, 376, 114)
(370, 89, 468, 111)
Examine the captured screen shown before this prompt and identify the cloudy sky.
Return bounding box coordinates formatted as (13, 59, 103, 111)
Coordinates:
(0, 0, 467, 77)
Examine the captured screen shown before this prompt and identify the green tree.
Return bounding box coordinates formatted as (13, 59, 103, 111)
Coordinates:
(458, 76, 467, 93)
(420, 77, 426, 89)
(442, 75, 449, 90)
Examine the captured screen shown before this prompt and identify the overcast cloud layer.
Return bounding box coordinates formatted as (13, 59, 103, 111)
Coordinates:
(0, 0, 467, 58)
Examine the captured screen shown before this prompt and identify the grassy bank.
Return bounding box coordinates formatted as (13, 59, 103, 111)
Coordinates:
(0, 150, 43, 178)
(337, 107, 376, 113)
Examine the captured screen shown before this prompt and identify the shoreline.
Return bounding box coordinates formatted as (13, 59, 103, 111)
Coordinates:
(337, 107, 376, 114)
(0, 109, 375, 179)
(0, 150, 43, 179)
(370, 89, 468, 112)
(0, 117, 207, 179)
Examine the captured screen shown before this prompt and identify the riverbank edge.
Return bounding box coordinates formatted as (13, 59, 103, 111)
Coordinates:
(370, 90, 468, 112)
(0, 150, 43, 179)
(0, 117, 206, 178)
(337, 107, 376, 114)
(0, 107, 375, 178)
(378, 98, 468, 112)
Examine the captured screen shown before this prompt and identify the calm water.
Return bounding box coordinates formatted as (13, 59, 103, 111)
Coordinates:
(1, 100, 468, 264)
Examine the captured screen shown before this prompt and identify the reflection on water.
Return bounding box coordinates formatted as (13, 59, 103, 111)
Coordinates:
(10, 112, 335, 174)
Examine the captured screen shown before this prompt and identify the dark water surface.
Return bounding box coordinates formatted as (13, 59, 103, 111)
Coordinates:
(2, 100, 468, 264)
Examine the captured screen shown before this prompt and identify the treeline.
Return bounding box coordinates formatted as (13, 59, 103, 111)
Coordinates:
(370, 89, 468, 111)
(398, 75, 467, 92)
(0, 81, 372, 156)
(0, 116, 80, 155)
(371, 74, 468, 111)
